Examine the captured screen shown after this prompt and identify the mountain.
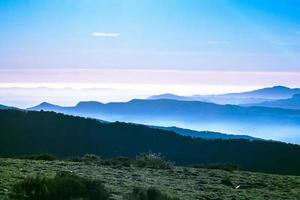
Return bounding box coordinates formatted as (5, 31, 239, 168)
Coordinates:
(149, 86, 300, 104)
(221, 85, 300, 99)
(149, 93, 207, 102)
(29, 99, 300, 143)
(243, 94, 300, 110)
(156, 126, 261, 141)
(0, 104, 9, 109)
(27, 102, 71, 111)
(1, 109, 300, 175)
(30, 98, 300, 121)
(29, 101, 260, 140)
(0, 104, 17, 110)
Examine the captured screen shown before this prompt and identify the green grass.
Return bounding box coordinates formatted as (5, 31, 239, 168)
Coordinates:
(0, 158, 299, 200)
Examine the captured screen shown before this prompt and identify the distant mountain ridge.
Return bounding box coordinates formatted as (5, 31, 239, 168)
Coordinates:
(0, 104, 17, 110)
(243, 94, 300, 110)
(0, 104, 9, 110)
(29, 98, 300, 143)
(29, 98, 300, 124)
(152, 126, 261, 141)
(30, 101, 264, 141)
(149, 86, 300, 104)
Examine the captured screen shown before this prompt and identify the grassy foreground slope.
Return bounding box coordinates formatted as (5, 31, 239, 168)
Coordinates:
(0, 158, 299, 200)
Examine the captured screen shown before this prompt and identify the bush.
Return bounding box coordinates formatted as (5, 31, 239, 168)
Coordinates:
(9, 171, 110, 200)
(83, 154, 101, 164)
(124, 187, 179, 200)
(135, 152, 174, 169)
(16, 154, 57, 161)
(9, 176, 49, 200)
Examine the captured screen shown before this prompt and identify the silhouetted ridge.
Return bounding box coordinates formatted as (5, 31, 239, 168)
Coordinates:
(1, 109, 300, 175)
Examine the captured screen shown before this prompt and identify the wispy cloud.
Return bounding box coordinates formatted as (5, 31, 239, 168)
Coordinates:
(207, 40, 230, 45)
(91, 32, 120, 37)
(275, 41, 288, 46)
(297, 31, 300, 35)
(274, 41, 300, 46)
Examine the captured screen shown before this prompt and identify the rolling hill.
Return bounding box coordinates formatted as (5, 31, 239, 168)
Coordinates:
(1, 109, 300, 175)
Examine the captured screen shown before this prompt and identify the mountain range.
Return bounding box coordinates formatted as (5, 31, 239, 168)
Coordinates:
(244, 94, 300, 110)
(0, 104, 260, 142)
(28, 101, 262, 141)
(29, 98, 300, 144)
(1, 109, 300, 175)
(149, 86, 300, 104)
(0, 85, 297, 144)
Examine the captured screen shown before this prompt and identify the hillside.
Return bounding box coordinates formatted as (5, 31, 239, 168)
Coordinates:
(156, 126, 261, 141)
(1, 109, 300, 175)
(0, 158, 300, 200)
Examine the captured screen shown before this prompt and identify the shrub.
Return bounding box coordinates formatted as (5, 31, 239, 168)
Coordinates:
(135, 152, 174, 169)
(9, 176, 49, 200)
(9, 171, 110, 200)
(124, 187, 180, 200)
(16, 154, 57, 161)
(83, 154, 101, 164)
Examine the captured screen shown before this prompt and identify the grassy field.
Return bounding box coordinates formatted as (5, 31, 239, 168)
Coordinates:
(0, 158, 299, 200)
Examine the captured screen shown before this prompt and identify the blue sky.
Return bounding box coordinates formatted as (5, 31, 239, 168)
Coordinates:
(1, 0, 300, 71)
(2, 0, 300, 143)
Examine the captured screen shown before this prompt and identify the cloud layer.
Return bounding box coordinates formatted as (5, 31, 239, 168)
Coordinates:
(91, 32, 120, 37)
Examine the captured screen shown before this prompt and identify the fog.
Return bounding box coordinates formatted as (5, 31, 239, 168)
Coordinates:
(90, 115, 300, 144)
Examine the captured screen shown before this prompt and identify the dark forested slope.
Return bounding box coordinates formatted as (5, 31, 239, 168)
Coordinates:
(1, 109, 300, 175)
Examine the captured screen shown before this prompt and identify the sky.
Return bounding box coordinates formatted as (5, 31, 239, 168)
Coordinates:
(1, 0, 300, 106)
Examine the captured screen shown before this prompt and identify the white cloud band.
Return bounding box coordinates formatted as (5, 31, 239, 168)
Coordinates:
(91, 32, 120, 37)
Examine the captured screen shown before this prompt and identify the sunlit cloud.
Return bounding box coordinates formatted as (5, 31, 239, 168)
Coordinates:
(91, 32, 120, 37)
(2, 69, 300, 108)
